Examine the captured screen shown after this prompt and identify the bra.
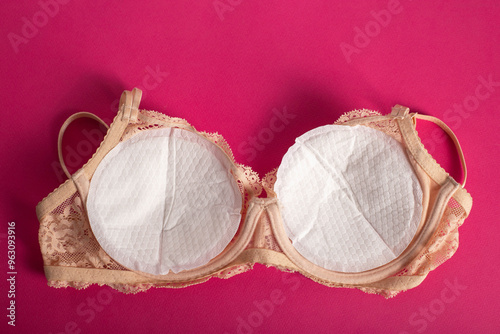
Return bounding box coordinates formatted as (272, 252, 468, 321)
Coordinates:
(36, 88, 472, 298)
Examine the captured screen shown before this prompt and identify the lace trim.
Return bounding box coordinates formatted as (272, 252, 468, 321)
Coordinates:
(395, 197, 465, 277)
(335, 108, 381, 122)
(335, 108, 403, 142)
(262, 168, 278, 197)
(47, 263, 256, 294)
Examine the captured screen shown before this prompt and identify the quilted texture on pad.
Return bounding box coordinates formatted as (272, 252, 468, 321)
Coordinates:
(86, 127, 242, 275)
(275, 125, 423, 273)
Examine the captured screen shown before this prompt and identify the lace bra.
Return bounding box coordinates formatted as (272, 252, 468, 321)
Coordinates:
(36, 88, 472, 298)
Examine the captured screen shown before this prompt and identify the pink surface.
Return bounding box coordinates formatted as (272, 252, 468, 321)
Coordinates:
(1, 1, 499, 333)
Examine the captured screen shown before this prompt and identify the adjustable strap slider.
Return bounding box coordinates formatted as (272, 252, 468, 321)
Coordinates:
(120, 88, 143, 122)
(391, 105, 410, 119)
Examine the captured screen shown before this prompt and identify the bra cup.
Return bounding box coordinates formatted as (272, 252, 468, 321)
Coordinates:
(275, 125, 423, 273)
(86, 127, 242, 276)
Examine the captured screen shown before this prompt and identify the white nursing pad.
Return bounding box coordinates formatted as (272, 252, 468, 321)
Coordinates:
(275, 125, 423, 273)
(87, 127, 242, 275)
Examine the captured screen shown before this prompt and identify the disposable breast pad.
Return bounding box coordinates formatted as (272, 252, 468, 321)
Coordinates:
(275, 125, 423, 272)
(86, 127, 242, 275)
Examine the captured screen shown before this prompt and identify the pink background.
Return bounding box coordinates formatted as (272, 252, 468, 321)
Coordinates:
(1, 1, 499, 333)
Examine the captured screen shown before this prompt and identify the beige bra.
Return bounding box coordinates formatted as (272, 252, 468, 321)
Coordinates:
(36, 88, 472, 298)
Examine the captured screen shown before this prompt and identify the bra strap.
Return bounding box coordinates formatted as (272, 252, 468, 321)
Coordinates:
(37, 88, 144, 220)
(413, 114, 467, 187)
(58, 112, 109, 179)
(394, 107, 472, 215)
(391, 105, 467, 187)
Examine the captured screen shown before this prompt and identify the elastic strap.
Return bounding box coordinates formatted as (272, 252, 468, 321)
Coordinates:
(58, 112, 109, 179)
(414, 114, 467, 187)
